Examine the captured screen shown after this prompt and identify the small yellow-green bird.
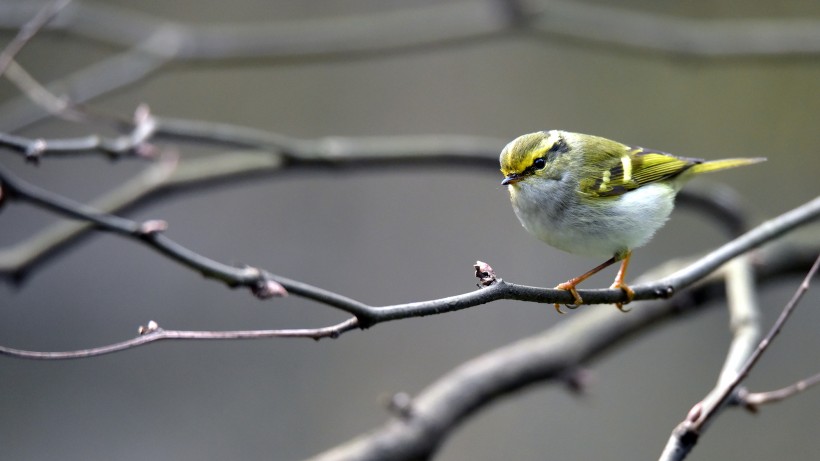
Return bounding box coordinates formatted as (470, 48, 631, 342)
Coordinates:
(499, 130, 765, 313)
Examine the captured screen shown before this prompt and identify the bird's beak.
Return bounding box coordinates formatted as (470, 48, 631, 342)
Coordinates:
(501, 174, 521, 186)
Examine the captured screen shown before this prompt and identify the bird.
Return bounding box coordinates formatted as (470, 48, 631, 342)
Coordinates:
(499, 130, 765, 313)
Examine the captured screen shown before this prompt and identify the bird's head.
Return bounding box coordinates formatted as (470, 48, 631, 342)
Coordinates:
(499, 130, 572, 186)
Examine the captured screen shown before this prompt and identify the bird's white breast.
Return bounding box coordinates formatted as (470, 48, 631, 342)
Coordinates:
(508, 179, 676, 258)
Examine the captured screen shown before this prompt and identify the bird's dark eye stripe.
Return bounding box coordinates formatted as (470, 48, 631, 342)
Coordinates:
(543, 137, 568, 163)
(547, 137, 569, 155)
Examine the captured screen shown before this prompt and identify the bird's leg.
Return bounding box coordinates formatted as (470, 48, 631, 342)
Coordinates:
(554, 255, 619, 313)
(609, 250, 635, 312)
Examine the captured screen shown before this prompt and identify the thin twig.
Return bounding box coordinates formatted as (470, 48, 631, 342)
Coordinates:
(0, 244, 813, 367)
(3, 60, 82, 121)
(529, 1, 820, 57)
(0, 30, 173, 131)
(0, 104, 157, 162)
(0, 1, 76, 124)
(0, 161, 294, 301)
(705, 256, 762, 409)
(699, 253, 820, 424)
(0, 125, 503, 280)
(652, 196, 820, 292)
(659, 252, 820, 461)
(0, 115, 505, 162)
(738, 371, 820, 411)
(0, 0, 71, 77)
(0, 318, 360, 360)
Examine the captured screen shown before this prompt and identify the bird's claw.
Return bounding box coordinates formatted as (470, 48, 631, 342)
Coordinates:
(610, 282, 635, 313)
(554, 282, 584, 314)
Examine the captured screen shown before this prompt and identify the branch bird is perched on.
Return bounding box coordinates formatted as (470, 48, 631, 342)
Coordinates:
(500, 130, 765, 313)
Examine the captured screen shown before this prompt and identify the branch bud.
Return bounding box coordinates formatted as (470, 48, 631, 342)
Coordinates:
(138, 320, 160, 335)
(252, 278, 288, 299)
(474, 260, 498, 287)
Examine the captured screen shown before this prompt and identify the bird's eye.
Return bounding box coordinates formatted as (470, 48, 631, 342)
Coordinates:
(532, 157, 547, 169)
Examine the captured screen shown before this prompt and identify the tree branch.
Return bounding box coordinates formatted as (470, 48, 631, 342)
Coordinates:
(737, 371, 820, 411)
(0, 104, 157, 162)
(0, 318, 360, 360)
(659, 253, 820, 461)
(530, 1, 820, 57)
(305, 245, 817, 461)
(651, 196, 820, 292)
(2, 156, 818, 313)
(0, 151, 817, 359)
(0, 124, 503, 281)
(0, 114, 505, 163)
(1, 4, 816, 459)
(0, 0, 70, 77)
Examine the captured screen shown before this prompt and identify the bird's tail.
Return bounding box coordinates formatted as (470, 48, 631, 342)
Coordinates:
(689, 157, 767, 175)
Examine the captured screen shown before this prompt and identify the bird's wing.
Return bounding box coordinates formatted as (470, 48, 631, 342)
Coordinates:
(580, 147, 702, 198)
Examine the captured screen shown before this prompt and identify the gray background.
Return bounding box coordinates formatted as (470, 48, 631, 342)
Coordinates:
(2, 1, 819, 460)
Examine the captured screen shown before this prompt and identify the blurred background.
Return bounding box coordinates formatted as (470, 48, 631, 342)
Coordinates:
(1, 0, 819, 460)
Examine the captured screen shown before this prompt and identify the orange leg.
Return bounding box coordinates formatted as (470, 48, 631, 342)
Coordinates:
(554, 256, 619, 313)
(554, 250, 635, 313)
(609, 250, 635, 312)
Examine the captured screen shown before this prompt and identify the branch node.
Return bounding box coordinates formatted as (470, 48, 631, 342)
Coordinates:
(734, 387, 759, 414)
(686, 401, 703, 423)
(474, 260, 498, 287)
(325, 329, 341, 340)
(383, 392, 414, 419)
(562, 367, 594, 394)
(134, 103, 151, 124)
(138, 219, 168, 235)
(655, 285, 675, 298)
(25, 138, 46, 164)
(135, 142, 160, 159)
(118, 103, 159, 160)
(677, 422, 700, 446)
(251, 275, 288, 299)
(138, 320, 160, 335)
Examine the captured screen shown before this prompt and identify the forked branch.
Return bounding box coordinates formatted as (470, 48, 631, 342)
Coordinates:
(659, 253, 820, 461)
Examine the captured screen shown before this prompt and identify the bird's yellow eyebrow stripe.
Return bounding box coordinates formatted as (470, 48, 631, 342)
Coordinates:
(621, 155, 632, 182)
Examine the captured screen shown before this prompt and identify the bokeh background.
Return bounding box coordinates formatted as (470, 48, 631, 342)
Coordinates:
(1, 1, 819, 460)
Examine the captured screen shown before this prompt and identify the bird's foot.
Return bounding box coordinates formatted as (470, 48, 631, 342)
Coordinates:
(554, 281, 584, 314)
(609, 281, 635, 313)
